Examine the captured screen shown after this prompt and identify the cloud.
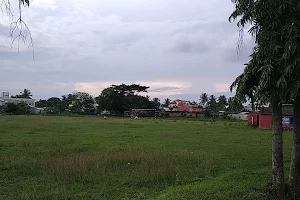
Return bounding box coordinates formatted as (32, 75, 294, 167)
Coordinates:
(32, 0, 56, 7)
(0, 0, 251, 100)
(168, 33, 209, 54)
(148, 87, 181, 92)
(215, 84, 231, 93)
(75, 81, 191, 98)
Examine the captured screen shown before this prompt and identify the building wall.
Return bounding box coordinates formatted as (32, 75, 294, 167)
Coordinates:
(0, 98, 35, 107)
(177, 103, 193, 112)
(257, 115, 293, 130)
(231, 113, 249, 120)
(248, 113, 259, 126)
(163, 112, 203, 118)
(193, 107, 205, 112)
(259, 115, 272, 129)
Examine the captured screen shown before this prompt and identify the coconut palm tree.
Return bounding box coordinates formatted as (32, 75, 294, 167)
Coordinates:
(208, 95, 217, 111)
(11, 89, 32, 99)
(200, 93, 208, 107)
(164, 98, 171, 106)
(217, 95, 228, 111)
(20, 89, 32, 99)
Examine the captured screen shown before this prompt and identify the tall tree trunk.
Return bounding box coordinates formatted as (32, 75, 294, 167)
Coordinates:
(289, 97, 300, 199)
(272, 95, 285, 199)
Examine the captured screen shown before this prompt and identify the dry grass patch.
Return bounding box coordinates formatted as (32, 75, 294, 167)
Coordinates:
(39, 149, 213, 186)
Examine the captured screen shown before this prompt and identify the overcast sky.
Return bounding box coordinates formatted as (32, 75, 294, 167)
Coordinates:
(0, 0, 254, 101)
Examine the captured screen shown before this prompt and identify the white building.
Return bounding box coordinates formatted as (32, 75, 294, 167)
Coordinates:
(0, 92, 35, 107)
(230, 112, 249, 120)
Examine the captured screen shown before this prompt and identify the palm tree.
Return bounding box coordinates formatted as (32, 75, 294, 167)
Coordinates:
(218, 95, 228, 111)
(200, 93, 208, 107)
(208, 95, 217, 111)
(228, 96, 244, 112)
(20, 89, 32, 99)
(11, 89, 32, 99)
(164, 98, 171, 106)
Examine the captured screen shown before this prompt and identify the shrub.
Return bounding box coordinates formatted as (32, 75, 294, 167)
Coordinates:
(204, 110, 212, 118)
(3, 102, 30, 115)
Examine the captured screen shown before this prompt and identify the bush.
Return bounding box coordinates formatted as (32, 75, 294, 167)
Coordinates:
(204, 110, 212, 118)
(44, 107, 61, 115)
(0, 105, 5, 114)
(3, 102, 30, 115)
(159, 112, 170, 118)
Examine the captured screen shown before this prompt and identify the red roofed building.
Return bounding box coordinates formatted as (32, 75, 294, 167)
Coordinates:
(177, 103, 193, 112)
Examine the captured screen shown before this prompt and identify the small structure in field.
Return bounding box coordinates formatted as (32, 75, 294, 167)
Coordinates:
(248, 104, 293, 130)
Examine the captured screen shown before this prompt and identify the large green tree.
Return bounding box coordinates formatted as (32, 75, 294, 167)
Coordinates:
(229, 1, 293, 198)
(275, 1, 300, 198)
(70, 92, 95, 114)
(230, 1, 300, 197)
(95, 84, 158, 115)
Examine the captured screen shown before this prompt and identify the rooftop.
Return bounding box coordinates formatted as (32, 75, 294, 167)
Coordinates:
(260, 104, 293, 116)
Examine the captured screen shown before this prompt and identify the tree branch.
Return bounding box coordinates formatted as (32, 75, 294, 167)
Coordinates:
(1, 0, 34, 59)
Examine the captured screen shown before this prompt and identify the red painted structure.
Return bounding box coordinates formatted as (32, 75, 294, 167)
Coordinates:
(248, 105, 294, 130)
(176, 104, 206, 112)
(177, 103, 193, 112)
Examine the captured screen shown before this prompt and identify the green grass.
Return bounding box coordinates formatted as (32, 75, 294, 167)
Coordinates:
(0, 115, 293, 200)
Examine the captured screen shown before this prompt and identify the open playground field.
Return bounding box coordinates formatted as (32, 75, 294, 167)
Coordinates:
(0, 115, 293, 200)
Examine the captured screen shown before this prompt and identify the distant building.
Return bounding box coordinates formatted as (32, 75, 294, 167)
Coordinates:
(0, 92, 35, 107)
(177, 103, 193, 112)
(230, 112, 249, 120)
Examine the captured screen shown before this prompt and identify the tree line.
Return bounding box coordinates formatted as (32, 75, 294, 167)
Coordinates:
(30, 84, 160, 115)
(198, 93, 244, 113)
(1, 87, 246, 115)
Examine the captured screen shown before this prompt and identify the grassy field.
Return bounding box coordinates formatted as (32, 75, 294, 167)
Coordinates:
(0, 115, 293, 200)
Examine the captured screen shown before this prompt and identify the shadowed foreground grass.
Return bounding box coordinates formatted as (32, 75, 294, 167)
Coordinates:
(0, 115, 292, 199)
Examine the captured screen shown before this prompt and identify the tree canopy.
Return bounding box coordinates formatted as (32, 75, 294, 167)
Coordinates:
(95, 84, 159, 114)
(229, 0, 300, 198)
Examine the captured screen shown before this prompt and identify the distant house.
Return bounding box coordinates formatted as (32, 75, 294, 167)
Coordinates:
(248, 104, 293, 130)
(0, 92, 35, 107)
(177, 103, 193, 112)
(159, 99, 206, 118)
